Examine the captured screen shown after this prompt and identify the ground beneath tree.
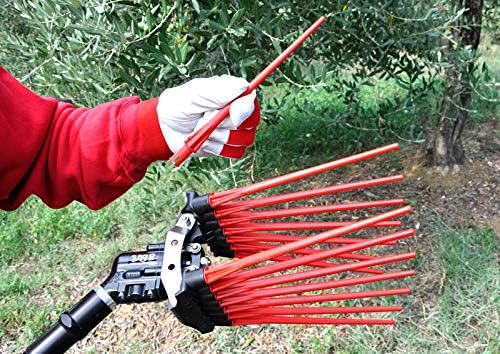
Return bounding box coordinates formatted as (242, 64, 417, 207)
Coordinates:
(402, 120, 499, 234)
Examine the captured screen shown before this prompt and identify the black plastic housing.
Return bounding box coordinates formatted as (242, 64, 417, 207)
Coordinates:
(183, 192, 235, 258)
(101, 243, 167, 304)
(170, 268, 231, 334)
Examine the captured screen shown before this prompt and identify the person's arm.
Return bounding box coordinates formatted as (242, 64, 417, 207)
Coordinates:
(0, 67, 259, 210)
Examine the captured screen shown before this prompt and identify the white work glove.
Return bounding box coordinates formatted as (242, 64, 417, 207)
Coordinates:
(157, 75, 260, 158)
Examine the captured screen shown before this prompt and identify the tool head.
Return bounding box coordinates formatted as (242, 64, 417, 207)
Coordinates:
(161, 145, 416, 332)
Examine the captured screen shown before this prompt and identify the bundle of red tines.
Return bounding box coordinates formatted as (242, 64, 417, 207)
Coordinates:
(182, 143, 416, 327)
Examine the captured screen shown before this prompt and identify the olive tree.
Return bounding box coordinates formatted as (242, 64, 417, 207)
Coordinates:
(425, 0, 486, 170)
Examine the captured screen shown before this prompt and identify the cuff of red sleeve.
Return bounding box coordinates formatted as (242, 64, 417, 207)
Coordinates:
(120, 97, 172, 167)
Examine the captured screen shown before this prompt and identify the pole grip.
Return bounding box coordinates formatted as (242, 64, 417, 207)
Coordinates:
(25, 289, 113, 354)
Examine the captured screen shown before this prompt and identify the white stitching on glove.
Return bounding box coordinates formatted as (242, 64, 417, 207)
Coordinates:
(157, 75, 257, 157)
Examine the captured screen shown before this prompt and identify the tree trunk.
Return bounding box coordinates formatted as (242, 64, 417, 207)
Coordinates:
(426, 0, 484, 170)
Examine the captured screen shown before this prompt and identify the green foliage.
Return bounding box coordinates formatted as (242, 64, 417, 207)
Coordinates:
(257, 77, 431, 170)
(0, 1, 463, 117)
(2, 0, 495, 169)
(484, 0, 500, 41)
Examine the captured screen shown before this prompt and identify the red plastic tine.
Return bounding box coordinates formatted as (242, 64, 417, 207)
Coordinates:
(218, 270, 415, 307)
(214, 253, 415, 299)
(219, 199, 405, 226)
(232, 317, 396, 326)
(228, 306, 402, 319)
(214, 175, 404, 217)
(205, 206, 412, 283)
(230, 242, 379, 261)
(222, 220, 401, 235)
(211, 144, 400, 206)
(170, 17, 326, 166)
(232, 250, 382, 275)
(231, 244, 383, 275)
(224, 288, 411, 312)
(226, 233, 398, 246)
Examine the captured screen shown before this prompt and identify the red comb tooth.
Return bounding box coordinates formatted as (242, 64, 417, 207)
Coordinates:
(233, 251, 352, 269)
(228, 305, 403, 320)
(232, 251, 383, 275)
(218, 270, 415, 307)
(213, 175, 404, 216)
(230, 244, 384, 275)
(218, 199, 405, 226)
(230, 242, 379, 261)
(211, 144, 400, 206)
(226, 233, 398, 246)
(221, 220, 402, 235)
(230, 242, 384, 264)
(232, 317, 396, 326)
(224, 288, 411, 312)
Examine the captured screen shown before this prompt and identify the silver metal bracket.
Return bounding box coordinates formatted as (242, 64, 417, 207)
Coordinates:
(94, 285, 117, 310)
(160, 213, 196, 308)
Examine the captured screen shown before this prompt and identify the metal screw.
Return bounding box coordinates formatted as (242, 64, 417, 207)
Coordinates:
(200, 257, 211, 266)
(186, 243, 201, 253)
(180, 215, 192, 227)
(171, 239, 178, 246)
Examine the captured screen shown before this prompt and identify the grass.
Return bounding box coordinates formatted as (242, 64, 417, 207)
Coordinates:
(324, 224, 499, 353)
(434, 227, 498, 351)
(256, 77, 430, 171)
(1, 41, 498, 353)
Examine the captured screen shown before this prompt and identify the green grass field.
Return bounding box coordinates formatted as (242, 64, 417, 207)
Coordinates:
(1, 41, 498, 353)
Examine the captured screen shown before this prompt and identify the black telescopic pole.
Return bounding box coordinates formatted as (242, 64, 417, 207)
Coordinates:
(24, 287, 115, 354)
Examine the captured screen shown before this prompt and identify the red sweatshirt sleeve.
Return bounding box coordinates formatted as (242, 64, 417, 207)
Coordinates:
(0, 67, 172, 210)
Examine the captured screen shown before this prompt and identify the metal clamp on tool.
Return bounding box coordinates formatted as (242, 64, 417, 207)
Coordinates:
(159, 211, 230, 333)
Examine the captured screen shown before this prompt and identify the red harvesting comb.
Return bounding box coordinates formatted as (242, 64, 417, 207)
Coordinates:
(167, 144, 416, 328)
(26, 144, 417, 354)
